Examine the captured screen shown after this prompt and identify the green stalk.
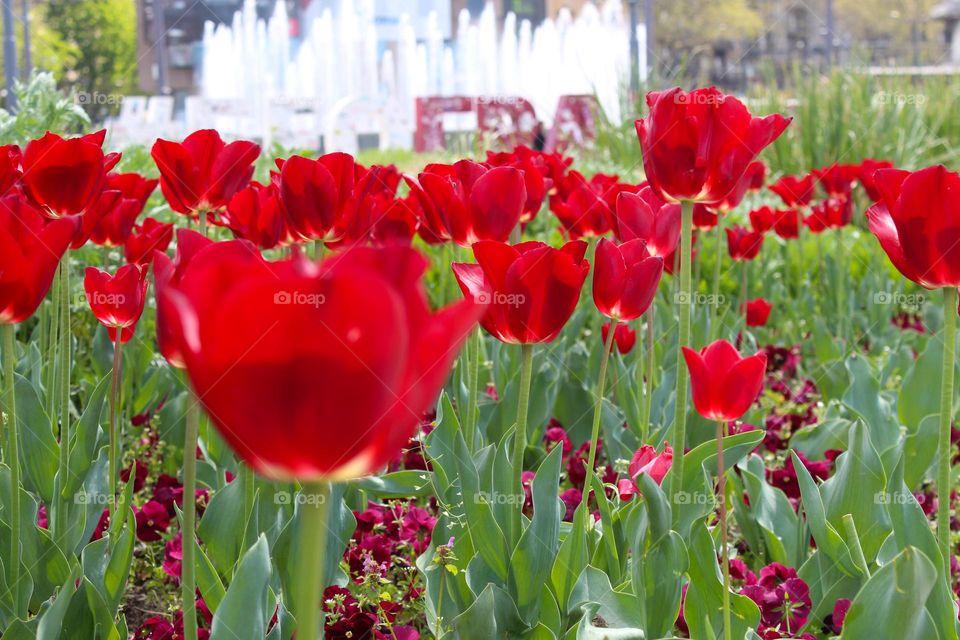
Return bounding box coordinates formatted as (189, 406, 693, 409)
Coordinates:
(3, 323, 22, 617)
(937, 286, 957, 572)
(464, 328, 481, 450)
(643, 309, 655, 444)
(835, 229, 845, 343)
(56, 260, 71, 544)
(586, 320, 618, 476)
(44, 271, 59, 420)
(181, 389, 200, 640)
(243, 466, 256, 540)
(842, 513, 871, 578)
(670, 200, 694, 519)
(717, 420, 731, 640)
(739, 261, 749, 329)
(108, 330, 122, 508)
(711, 215, 724, 338)
(634, 317, 646, 443)
(513, 344, 534, 483)
(294, 481, 331, 640)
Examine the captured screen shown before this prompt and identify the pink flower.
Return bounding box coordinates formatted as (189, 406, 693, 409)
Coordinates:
(617, 443, 673, 500)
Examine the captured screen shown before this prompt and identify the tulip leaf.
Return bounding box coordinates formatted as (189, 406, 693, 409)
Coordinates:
(569, 565, 645, 630)
(840, 546, 938, 639)
(842, 354, 898, 452)
(551, 502, 590, 613)
(13, 373, 59, 503)
(210, 535, 272, 640)
(351, 470, 433, 499)
(36, 571, 80, 640)
(65, 373, 110, 499)
(791, 451, 858, 576)
(898, 335, 951, 433)
(740, 455, 802, 567)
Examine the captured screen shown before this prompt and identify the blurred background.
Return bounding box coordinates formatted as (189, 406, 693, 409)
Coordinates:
(0, 0, 957, 168)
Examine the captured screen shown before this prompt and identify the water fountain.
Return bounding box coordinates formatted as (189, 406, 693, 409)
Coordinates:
(122, 0, 646, 150)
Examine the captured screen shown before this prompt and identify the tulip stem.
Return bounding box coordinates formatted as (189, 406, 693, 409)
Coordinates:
(835, 229, 845, 343)
(740, 261, 749, 329)
(711, 215, 723, 339)
(643, 309, 655, 444)
(670, 200, 694, 521)
(717, 419, 731, 640)
(108, 329, 122, 510)
(3, 323, 22, 617)
(181, 389, 200, 640)
(586, 319, 618, 528)
(938, 286, 957, 573)
(513, 344, 534, 485)
(56, 260, 71, 545)
(464, 328, 481, 450)
(295, 480, 331, 640)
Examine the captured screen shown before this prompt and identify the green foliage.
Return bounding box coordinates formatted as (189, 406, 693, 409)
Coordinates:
(0, 71, 89, 144)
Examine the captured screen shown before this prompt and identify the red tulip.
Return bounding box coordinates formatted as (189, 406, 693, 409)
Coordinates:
(749, 205, 776, 233)
(635, 87, 790, 205)
(276, 153, 355, 242)
(593, 238, 663, 321)
(805, 198, 850, 233)
(769, 175, 815, 208)
(406, 160, 525, 246)
(682, 340, 767, 422)
(346, 193, 419, 246)
(549, 171, 615, 239)
(691, 203, 718, 231)
(714, 160, 766, 212)
(812, 163, 859, 199)
(151, 129, 259, 217)
(22, 131, 116, 217)
(726, 225, 764, 261)
(70, 189, 123, 249)
(745, 161, 766, 192)
(452, 240, 589, 344)
(867, 165, 960, 288)
(0, 144, 21, 196)
(612, 187, 681, 257)
(152, 229, 216, 368)
(164, 244, 482, 480)
(617, 443, 673, 499)
(89, 172, 158, 246)
(601, 321, 636, 355)
(125, 217, 174, 266)
(486, 146, 549, 222)
(0, 194, 77, 323)
(773, 209, 800, 240)
(220, 181, 291, 249)
(662, 232, 698, 276)
(84, 263, 149, 343)
(858, 159, 894, 201)
(742, 298, 772, 327)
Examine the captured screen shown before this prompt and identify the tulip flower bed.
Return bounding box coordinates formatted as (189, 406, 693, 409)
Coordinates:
(0, 85, 959, 640)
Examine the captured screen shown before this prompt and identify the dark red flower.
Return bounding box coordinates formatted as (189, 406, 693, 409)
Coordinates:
(544, 422, 573, 456)
(742, 298, 772, 327)
(593, 238, 663, 321)
(559, 488, 582, 521)
(829, 598, 851, 634)
(166, 244, 481, 480)
(0, 194, 77, 323)
(611, 187, 681, 257)
(769, 174, 814, 207)
(813, 163, 859, 199)
(135, 499, 171, 542)
(858, 158, 894, 201)
(682, 339, 767, 422)
(21, 131, 116, 217)
(867, 165, 960, 288)
(220, 180, 291, 249)
(406, 160, 525, 246)
(749, 205, 776, 233)
(691, 203, 719, 230)
(120, 460, 149, 492)
(133, 616, 176, 640)
(162, 532, 183, 579)
(746, 160, 766, 191)
(549, 170, 616, 239)
(152, 229, 216, 368)
(452, 240, 589, 344)
(805, 197, 851, 233)
(125, 217, 174, 266)
(635, 87, 789, 205)
(726, 224, 764, 260)
(151, 129, 259, 217)
(84, 263, 148, 343)
(602, 321, 636, 355)
(773, 209, 799, 240)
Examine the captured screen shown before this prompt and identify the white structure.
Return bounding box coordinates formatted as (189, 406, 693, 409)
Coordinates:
(111, 0, 647, 150)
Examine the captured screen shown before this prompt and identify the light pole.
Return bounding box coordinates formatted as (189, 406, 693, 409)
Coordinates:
(21, 0, 31, 79)
(628, 0, 640, 94)
(644, 0, 654, 81)
(3, 0, 17, 109)
(825, 0, 834, 68)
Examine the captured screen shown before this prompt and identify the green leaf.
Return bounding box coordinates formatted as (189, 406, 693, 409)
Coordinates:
(13, 374, 59, 503)
(351, 470, 433, 499)
(898, 337, 944, 432)
(65, 374, 110, 498)
(842, 355, 898, 452)
(211, 535, 272, 640)
(840, 547, 938, 639)
(551, 502, 589, 613)
(791, 451, 858, 576)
